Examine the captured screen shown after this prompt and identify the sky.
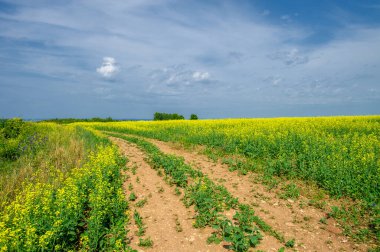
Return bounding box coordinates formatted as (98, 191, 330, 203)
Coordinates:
(0, 0, 380, 119)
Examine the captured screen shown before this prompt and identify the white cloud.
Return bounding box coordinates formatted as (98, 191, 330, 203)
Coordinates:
(146, 66, 215, 95)
(96, 57, 119, 77)
(192, 71, 210, 81)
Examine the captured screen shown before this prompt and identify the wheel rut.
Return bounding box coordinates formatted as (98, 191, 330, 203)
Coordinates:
(139, 136, 369, 252)
(110, 137, 227, 252)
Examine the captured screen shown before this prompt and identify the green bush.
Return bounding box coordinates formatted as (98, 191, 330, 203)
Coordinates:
(0, 138, 20, 160)
(190, 114, 198, 120)
(2, 118, 25, 139)
(0, 118, 27, 161)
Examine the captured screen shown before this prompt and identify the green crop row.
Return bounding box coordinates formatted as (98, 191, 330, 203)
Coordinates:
(106, 132, 284, 251)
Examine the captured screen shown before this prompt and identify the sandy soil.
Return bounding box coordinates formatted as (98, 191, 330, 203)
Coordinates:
(110, 137, 228, 252)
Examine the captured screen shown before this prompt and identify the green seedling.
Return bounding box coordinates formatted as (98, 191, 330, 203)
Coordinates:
(131, 164, 137, 175)
(285, 239, 295, 248)
(138, 237, 153, 247)
(133, 210, 145, 236)
(128, 183, 133, 191)
(136, 198, 147, 208)
(129, 192, 137, 201)
(174, 187, 181, 196)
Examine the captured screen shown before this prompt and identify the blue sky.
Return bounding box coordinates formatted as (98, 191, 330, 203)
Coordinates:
(0, 0, 379, 119)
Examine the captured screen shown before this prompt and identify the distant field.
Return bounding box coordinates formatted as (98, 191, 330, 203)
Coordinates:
(91, 116, 380, 205)
(90, 115, 380, 247)
(1, 116, 379, 251)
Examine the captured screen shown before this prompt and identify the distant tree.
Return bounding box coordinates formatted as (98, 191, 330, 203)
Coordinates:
(153, 112, 185, 121)
(154, 112, 163, 121)
(190, 114, 198, 120)
(91, 117, 102, 122)
(172, 113, 185, 120)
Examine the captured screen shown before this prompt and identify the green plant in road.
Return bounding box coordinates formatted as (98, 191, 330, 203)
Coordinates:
(136, 198, 147, 208)
(285, 238, 295, 248)
(138, 237, 153, 247)
(129, 192, 137, 201)
(133, 210, 146, 236)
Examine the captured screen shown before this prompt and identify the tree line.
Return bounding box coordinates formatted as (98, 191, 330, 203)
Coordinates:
(154, 112, 198, 121)
(40, 117, 116, 124)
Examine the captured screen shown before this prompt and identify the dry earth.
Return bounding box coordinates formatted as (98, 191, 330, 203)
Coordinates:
(110, 137, 227, 252)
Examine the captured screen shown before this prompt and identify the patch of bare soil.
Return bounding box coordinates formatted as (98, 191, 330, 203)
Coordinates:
(144, 137, 369, 252)
(109, 137, 228, 252)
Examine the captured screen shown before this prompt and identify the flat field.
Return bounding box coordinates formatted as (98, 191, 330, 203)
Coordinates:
(1, 116, 379, 251)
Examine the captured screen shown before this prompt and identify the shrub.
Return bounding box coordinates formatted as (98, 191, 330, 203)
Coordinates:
(2, 118, 25, 139)
(190, 114, 198, 120)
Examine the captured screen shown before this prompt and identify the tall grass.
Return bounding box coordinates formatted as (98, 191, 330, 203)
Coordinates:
(0, 122, 131, 251)
(1, 124, 84, 207)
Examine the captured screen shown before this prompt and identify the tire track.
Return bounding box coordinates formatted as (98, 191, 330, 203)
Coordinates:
(136, 136, 368, 252)
(110, 137, 227, 252)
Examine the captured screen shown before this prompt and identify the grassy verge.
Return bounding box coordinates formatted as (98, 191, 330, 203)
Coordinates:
(0, 123, 90, 207)
(0, 124, 133, 251)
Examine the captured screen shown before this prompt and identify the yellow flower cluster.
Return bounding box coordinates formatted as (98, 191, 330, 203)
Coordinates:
(0, 144, 128, 251)
(87, 116, 380, 204)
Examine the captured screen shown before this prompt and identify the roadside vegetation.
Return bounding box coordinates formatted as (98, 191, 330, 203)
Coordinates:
(0, 119, 132, 251)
